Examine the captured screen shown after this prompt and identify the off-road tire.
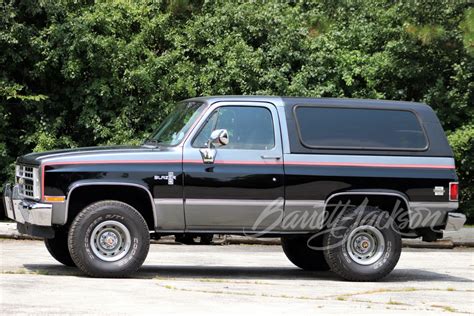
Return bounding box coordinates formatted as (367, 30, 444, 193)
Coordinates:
(281, 234, 330, 271)
(44, 228, 76, 267)
(68, 200, 150, 278)
(323, 206, 402, 281)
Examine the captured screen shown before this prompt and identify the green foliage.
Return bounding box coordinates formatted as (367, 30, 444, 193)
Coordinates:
(0, 82, 48, 101)
(0, 0, 473, 218)
(448, 125, 474, 222)
(460, 7, 474, 55)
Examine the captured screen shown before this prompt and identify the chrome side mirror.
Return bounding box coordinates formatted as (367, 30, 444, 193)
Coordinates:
(199, 129, 229, 164)
(209, 129, 229, 147)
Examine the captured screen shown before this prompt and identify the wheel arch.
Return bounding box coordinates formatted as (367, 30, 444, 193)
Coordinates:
(323, 189, 411, 231)
(65, 181, 156, 230)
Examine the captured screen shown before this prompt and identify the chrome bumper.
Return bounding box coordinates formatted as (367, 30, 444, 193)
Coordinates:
(444, 212, 466, 231)
(3, 184, 52, 226)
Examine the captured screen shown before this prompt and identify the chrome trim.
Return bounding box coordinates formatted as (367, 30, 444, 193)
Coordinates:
(175, 229, 311, 234)
(286, 200, 325, 207)
(17, 201, 53, 226)
(210, 129, 229, 147)
(186, 199, 276, 206)
(324, 191, 411, 225)
(445, 213, 466, 231)
(276, 104, 291, 154)
(284, 153, 455, 167)
(324, 191, 410, 211)
(199, 147, 216, 164)
(3, 184, 52, 226)
(90, 220, 131, 261)
(183, 100, 283, 152)
(346, 225, 385, 265)
(409, 201, 459, 209)
(409, 201, 459, 228)
(66, 182, 157, 226)
(3, 184, 14, 220)
(153, 229, 312, 234)
(153, 198, 182, 205)
(15, 164, 41, 200)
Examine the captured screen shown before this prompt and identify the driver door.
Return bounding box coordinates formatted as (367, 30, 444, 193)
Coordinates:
(183, 102, 284, 231)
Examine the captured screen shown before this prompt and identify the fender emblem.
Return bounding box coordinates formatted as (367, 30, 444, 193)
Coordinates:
(154, 172, 176, 185)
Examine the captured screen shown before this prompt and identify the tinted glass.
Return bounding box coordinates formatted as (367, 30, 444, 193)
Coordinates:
(193, 106, 275, 150)
(295, 106, 427, 150)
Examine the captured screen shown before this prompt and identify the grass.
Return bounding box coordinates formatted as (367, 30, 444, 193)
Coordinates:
(431, 304, 457, 313)
(387, 298, 406, 306)
(156, 281, 324, 301)
(1, 268, 77, 276)
(331, 286, 417, 299)
(2, 268, 50, 275)
(330, 286, 464, 300)
(152, 281, 471, 313)
(153, 276, 276, 286)
(2, 269, 28, 274)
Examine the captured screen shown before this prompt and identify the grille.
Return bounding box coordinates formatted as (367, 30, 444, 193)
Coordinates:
(16, 165, 39, 199)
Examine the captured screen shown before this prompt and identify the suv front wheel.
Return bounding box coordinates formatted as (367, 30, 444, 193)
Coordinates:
(68, 200, 150, 277)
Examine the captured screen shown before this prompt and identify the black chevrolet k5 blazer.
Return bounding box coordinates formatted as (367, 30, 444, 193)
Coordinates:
(3, 96, 465, 281)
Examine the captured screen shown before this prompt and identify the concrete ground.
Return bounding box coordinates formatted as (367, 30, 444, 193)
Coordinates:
(1, 222, 473, 247)
(0, 239, 473, 315)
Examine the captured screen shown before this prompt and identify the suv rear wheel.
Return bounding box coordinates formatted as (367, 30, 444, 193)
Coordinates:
(281, 235, 330, 271)
(68, 200, 150, 277)
(323, 206, 401, 281)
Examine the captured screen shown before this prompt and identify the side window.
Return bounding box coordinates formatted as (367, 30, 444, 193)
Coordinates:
(192, 106, 275, 150)
(294, 106, 428, 150)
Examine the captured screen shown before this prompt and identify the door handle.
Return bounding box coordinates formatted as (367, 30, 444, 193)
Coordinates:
(261, 155, 281, 160)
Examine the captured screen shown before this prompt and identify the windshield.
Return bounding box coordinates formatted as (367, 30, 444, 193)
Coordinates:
(144, 102, 206, 147)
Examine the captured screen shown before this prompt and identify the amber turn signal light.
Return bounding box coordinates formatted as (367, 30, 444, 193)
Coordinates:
(44, 196, 65, 202)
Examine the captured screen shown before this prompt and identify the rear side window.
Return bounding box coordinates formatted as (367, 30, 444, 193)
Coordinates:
(294, 106, 428, 150)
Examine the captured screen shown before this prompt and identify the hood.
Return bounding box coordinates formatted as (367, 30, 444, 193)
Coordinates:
(17, 145, 177, 166)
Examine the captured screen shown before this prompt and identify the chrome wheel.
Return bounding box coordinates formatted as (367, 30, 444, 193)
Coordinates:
(90, 220, 131, 262)
(346, 225, 385, 265)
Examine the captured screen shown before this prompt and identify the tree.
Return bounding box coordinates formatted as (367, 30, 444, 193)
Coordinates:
(1, 0, 472, 219)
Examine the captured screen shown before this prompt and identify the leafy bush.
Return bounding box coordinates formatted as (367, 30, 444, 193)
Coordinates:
(448, 125, 474, 222)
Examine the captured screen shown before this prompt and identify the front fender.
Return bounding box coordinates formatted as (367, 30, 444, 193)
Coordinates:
(54, 180, 156, 226)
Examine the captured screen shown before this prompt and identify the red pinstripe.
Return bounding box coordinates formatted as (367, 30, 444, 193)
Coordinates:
(40, 159, 454, 200)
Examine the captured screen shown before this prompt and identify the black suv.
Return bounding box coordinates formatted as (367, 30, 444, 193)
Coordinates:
(3, 96, 465, 281)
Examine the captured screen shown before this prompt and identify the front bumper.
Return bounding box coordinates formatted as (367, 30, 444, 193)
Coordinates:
(3, 183, 52, 226)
